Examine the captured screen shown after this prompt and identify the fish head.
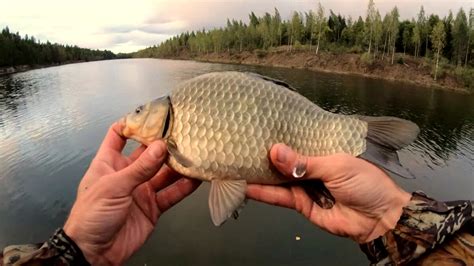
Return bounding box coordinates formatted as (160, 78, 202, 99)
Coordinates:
(119, 96, 172, 145)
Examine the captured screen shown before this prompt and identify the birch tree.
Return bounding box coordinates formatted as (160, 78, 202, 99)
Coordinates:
(389, 7, 399, 64)
(365, 0, 376, 54)
(314, 2, 326, 54)
(431, 21, 446, 80)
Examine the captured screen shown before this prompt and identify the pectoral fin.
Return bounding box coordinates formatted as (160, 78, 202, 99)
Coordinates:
(166, 138, 194, 168)
(209, 179, 247, 226)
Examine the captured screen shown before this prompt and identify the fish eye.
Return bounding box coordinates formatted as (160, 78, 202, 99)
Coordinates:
(135, 106, 143, 114)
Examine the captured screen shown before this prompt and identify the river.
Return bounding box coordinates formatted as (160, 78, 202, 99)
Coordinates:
(0, 59, 472, 265)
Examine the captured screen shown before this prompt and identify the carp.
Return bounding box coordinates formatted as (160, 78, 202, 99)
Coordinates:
(118, 71, 419, 226)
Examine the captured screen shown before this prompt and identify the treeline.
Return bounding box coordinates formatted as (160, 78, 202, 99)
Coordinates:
(135, 1, 473, 72)
(0, 27, 121, 67)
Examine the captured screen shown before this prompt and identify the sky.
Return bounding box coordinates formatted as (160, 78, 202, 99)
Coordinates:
(0, 0, 471, 53)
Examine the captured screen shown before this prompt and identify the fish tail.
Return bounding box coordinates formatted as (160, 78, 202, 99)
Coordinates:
(357, 115, 420, 179)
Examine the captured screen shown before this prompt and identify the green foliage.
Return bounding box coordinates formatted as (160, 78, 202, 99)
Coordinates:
(431, 21, 446, 80)
(360, 52, 374, 65)
(454, 67, 474, 90)
(133, 1, 473, 76)
(0, 27, 117, 67)
(452, 8, 469, 66)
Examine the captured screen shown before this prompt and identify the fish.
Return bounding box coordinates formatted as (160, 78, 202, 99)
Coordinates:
(118, 71, 420, 226)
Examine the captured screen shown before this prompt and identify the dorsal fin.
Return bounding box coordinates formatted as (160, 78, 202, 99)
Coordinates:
(246, 72, 297, 91)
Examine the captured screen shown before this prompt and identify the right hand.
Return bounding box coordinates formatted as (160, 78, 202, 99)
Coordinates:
(246, 144, 411, 243)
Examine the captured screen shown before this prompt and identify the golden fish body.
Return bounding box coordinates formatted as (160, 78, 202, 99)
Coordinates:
(120, 71, 419, 226)
(168, 72, 367, 184)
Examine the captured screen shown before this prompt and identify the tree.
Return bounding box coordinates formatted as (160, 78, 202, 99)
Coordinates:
(354, 16, 366, 47)
(381, 12, 391, 60)
(402, 24, 412, 55)
(452, 8, 469, 66)
(373, 11, 383, 57)
(465, 8, 473, 66)
(443, 10, 454, 61)
(327, 11, 346, 43)
(272, 8, 282, 46)
(389, 7, 400, 64)
(314, 2, 326, 54)
(431, 21, 446, 80)
(416, 6, 428, 56)
(412, 23, 421, 57)
(365, 0, 377, 54)
(289, 11, 303, 52)
(0, 26, 117, 67)
(305, 11, 316, 51)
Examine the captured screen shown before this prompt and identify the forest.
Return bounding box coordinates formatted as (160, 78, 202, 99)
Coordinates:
(0, 27, 118, 67)
(134, 1, 473, 85)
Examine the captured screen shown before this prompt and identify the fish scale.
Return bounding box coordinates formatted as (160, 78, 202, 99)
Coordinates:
(167, 72, 367, 184)
(120, 71, 419, 225)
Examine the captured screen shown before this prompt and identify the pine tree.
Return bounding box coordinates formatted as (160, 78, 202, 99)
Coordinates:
(452, 8, 469, 66)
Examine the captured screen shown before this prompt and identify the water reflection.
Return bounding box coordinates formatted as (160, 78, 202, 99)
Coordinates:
(0, 59, 472, 265)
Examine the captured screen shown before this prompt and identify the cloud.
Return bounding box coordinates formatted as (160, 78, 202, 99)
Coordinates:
(0, 0, 471, 53)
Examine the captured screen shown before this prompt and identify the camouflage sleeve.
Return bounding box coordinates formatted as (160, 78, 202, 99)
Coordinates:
(360, 191, 473, 265)
(1, 228, 90, 266)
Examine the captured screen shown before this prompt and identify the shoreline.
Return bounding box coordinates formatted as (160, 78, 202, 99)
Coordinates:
(155, 49, 471, 94)
(0, 62, 83, 76)
(0, 60, 109, 77)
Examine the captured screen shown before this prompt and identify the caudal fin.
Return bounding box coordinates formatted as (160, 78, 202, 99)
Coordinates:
(357, 116, 420, 179)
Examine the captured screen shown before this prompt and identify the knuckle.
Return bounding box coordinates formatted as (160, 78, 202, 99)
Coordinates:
(134, 159, 152, 176)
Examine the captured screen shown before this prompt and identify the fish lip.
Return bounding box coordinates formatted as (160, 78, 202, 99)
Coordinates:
(117, 117, 127, 136)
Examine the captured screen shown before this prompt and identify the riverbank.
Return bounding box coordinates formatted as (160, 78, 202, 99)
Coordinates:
(159, 47, 472, 93)
(0, 62, 83, 76)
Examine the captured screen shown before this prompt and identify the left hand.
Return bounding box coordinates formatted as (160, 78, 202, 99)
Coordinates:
(64, 123, 201, 265)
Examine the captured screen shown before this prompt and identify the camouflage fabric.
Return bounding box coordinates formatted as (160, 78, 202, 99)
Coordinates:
(1, 228, 89, 266)
(360, 191, 474, 265)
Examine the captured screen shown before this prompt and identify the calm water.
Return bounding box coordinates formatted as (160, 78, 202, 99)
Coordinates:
(0, 59, 473, 265)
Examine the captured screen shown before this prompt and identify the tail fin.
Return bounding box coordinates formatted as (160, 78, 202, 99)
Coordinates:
(357, 116, 420, 179)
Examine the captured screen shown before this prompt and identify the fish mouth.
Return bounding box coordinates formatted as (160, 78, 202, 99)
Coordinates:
(118, 116, 127, 136)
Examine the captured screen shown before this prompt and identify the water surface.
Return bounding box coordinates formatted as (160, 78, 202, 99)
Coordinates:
(0, 59, 472, 265)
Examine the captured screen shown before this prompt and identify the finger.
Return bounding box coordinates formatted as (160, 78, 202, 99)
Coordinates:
(112, 140, 167, 194)
(269, 144, 336, 182)
(156, 178, 201, 213)
(96, 123, 127, 158)
(149, 166, 182, 192)
(246, 184, 296, 209)
(128, 144, 147, 162)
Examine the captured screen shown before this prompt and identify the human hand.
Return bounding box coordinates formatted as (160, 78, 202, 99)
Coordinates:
(247, 144, 411, 243)
(63, 123, 201, 265)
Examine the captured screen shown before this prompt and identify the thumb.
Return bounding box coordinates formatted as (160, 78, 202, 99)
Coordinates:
(269, 143, 331, 182)
(114, 140, 167, 194)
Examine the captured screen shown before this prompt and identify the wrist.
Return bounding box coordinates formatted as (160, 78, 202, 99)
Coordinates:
(64, 222, 112, 266)
(360, 191, 473, 265)
(364, 188, 411, 243)
(49, 228, 91, 265)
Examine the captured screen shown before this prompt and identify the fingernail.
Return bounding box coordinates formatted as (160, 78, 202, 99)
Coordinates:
(292, 155, 307, 179)
(276, 145, 291, 163)
(148, 141, 164, 160)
